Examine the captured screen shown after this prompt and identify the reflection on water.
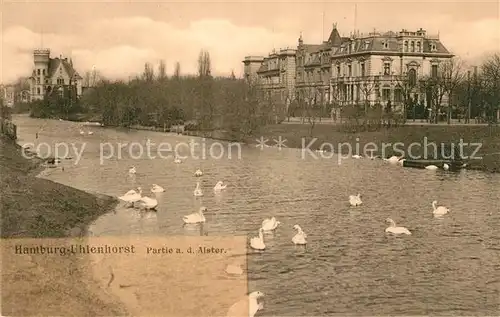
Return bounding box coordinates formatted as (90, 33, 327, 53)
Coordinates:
(14, 115, 500, 316)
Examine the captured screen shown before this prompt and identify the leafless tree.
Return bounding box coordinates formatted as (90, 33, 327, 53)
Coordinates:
(441, 57, 466, 124)
(174, 62, 181, 78)
(421, 58, 465, 124)
(157, 60, 167, 81)
(480, 53, 500, 123)
(393, 76, 414, 124)
(359, 80, 377, 128)
(143, 62, 155, 82)
(83, 68, 101, 87)
(198, 50, 212, 78)
(299, 86, 319, 136)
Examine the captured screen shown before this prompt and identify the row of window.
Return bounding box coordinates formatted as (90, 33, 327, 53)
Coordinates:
(337, 40, 437, 55)
(34, 77, 65, 85)
(337, 84, 403, 102)
(335, 62, 438, 78)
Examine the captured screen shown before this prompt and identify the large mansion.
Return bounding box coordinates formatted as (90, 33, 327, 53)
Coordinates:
(243, 24, 454, 111)
(29, 49, 83, 102)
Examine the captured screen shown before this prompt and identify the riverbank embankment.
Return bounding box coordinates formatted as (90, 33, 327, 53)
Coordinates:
(0, 136, 128, 316)
(185, 123, 500, 172)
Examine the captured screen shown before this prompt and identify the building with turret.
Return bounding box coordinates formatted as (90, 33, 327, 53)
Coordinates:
(243, 24, 454, 113)
(29, 49, 83, 102)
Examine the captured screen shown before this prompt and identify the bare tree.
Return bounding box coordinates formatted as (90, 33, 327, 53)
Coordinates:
(480, 53, 500, 123)
(143, 62, 155, 82)
(421, 58, 465, 124)
(198, 50, 212, 78)
(359, 80, 376, 128)
(299, 87, 319, 136)
(157, 60, 167, 81)
(441, 57, 466, 124)
(174, 62, 181, 78)
(83, 68, 101, 87)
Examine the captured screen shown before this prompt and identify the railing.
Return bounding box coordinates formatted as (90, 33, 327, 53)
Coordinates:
(0, 119, 17, 140)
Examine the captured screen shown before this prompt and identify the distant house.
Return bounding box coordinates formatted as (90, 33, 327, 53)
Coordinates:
(0, 85, 15, 107)
(29, 49, 83, 102)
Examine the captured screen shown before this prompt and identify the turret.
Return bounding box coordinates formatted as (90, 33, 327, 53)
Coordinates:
(32, 49, 50, 100)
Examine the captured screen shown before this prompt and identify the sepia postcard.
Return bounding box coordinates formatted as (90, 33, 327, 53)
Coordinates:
(1, 0, 499, 316)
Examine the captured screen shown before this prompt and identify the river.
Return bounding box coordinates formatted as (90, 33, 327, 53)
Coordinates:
(13, 115, 500, 316)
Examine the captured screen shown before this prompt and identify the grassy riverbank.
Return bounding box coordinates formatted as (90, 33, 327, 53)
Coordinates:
(250, 124, 500, 172)
(0, 136, 128, 316)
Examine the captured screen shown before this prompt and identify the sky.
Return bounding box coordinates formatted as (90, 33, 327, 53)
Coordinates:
(1, 0, 499, 84)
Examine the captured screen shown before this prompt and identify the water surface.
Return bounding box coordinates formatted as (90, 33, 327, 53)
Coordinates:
(14, 115, 500, 316)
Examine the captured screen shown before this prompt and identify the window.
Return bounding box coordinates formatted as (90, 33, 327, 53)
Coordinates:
(37, 69, 40, 75)
(337, 65, 341, 77)
(383, 41, 389, 49)
(350, 84, 354, 101)
(36, 78, 40, 84)
(394, 88, 402, 102)
(431, 65, 438, 78)
(383, 62, 391, 75)
(37, 88, 40, 94)
(410, 41, 415, 52)
(57, 78, 64, 85)
(364, 41, 369, 50)
(404, 41, 408, 52)
(416, 41, 421, 52)
(348, 65, 352, 77)
(360, 63, 365, 77)
(42, 69, 46, 76)
(382, 88, 391, 101)
(408, 68, 417, 87)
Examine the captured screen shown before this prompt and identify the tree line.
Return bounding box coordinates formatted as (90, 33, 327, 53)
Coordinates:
(27, 50, 281, 140)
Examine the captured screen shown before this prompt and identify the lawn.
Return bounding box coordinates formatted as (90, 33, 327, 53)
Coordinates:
(251, 124, 500, 172)
(0, 136, 128, 316)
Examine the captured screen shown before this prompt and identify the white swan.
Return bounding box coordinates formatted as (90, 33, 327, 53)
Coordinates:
(383, 156, 401, 164)
(123, 188, 139, 196)
(79, 130, 85, 135)
(193, 182, 203, 196)
(226, 291, 264, 317)
(261, 217, 281, 232)
(137, 196, 158, 210)
(349, 193, 362, 206)
(352, 154, 362, 159)
(250, 228, 265, 250)
(385, 218, 411, 235)
(87, 131, 93, 135)
(292, 225, 307, 245)
(128, 166, 136, 174)
(118, 187, 142, 203)
(443, 163, 450, 171)
(183, 207, 207, 224)
(194, 169, 203, 177)
(225, 263, 243, 275)
(432, 200, 450, 216)
(151, 184, 165, 193)
(214, 181, 227, 191)
(425, 165, 438, 170)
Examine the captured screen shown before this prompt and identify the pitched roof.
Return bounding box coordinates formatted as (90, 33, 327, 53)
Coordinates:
(331, 32, 452, 56)
(47, 58, 83, 79)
